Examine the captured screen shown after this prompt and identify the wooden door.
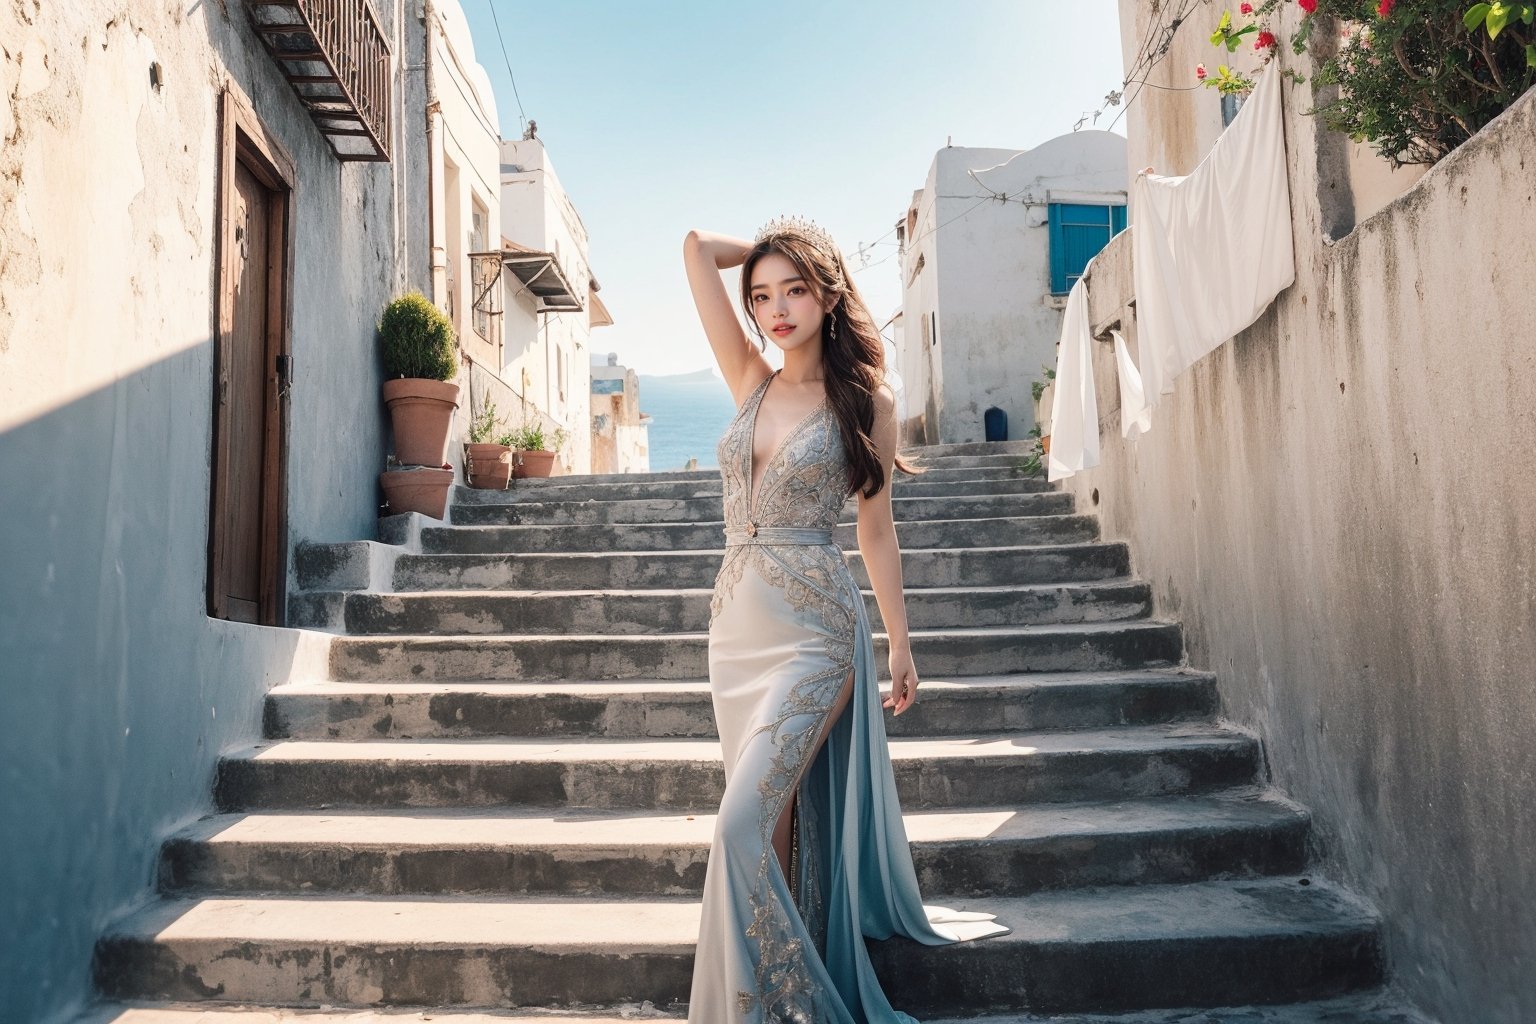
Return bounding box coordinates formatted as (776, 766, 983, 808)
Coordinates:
(209, 92, 292, 625)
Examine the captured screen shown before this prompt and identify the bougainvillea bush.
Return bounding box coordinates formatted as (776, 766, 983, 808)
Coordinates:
(1200, 0, 1535, 165)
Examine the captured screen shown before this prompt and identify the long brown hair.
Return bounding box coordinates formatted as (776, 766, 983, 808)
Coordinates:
(739, 232, 926, 500)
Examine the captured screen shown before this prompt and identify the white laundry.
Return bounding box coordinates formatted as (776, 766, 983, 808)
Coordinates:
(1126, 62, 1295, 428)
(1111, 329, 1152, 441)
(1046, 274, 1098, 482)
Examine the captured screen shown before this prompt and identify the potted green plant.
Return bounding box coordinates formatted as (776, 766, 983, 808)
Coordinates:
(378, 291, 459, 519)
(379, 291, 460, 466)
(509, 421, 569, 479)
(1032, 364, 1056, 459)
(464, 391, 513, 490)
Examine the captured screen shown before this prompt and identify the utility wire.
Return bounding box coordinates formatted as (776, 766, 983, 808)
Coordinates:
(1106, 0, 1202, 133)
(1071, 0, 1201, 134)
(852, 196, 993, 276)
(853, 5, 1198, 271)
(486, 0, 529, 134)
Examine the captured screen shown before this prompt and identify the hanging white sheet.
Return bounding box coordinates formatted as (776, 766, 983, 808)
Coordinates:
(1126, 62, 1295, 427)
(1046, 275, 1097, 482)
(1111, 329, 1152, 441)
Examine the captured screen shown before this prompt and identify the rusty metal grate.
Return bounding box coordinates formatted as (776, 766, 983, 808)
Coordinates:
(247, 0, 392, 162)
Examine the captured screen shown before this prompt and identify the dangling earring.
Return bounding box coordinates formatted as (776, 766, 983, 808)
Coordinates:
(829, 316, 839, 343)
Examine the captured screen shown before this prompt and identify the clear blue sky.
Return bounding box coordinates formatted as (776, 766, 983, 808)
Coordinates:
(461, 0, 1128, 376)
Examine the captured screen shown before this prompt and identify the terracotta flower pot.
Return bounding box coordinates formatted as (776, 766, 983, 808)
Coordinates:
(1041, 434, 1052, 456)
(379, 466, 454, 519)
(466, 443, 513, 489)
(383, 378, 460, 467)
(513, 449, 558, 479)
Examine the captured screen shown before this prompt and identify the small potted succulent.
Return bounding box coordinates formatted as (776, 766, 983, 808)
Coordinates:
(464, 392, 514, 490)
(378, 291, 458, 519)
(509, 421, 569, 479)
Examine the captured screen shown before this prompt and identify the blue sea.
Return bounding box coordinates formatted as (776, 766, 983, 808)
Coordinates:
(638, 369, 738, 471)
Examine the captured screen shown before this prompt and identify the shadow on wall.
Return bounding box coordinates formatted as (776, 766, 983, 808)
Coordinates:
(0, 342, 334, 1024)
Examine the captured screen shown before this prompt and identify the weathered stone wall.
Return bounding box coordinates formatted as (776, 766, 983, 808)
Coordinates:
(0, 2, 406, 1019)
(1069, 52, 1536, 1024)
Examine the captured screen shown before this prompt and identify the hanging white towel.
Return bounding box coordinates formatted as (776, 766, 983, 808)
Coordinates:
(1126, 62, 1295, 428)
(1046, 275, 1098, 481)
(1111, 329, 1152, 441)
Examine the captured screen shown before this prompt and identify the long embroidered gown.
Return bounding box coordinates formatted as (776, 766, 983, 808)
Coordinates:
(689, 369, 1007, 1023)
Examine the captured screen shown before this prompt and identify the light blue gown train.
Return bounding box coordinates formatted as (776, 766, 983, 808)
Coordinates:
(689, 369, 1006, 1023)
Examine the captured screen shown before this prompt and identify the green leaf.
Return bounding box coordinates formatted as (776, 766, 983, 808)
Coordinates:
(1293, 17, 1315, 50)
(1487, 4, 1510, 36)
(1527, 42, 1536, 66)
(1465, 2, 1491, 30)
(1522, 4, 1534, 24)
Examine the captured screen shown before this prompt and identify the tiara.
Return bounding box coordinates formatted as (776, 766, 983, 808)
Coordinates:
(754, 215, 840, 261)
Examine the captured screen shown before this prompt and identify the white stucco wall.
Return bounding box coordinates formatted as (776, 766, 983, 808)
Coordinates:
(0, 2, 406, 1020)
(429, 0, 502, 370)
(1086, 4, 1536, 1020)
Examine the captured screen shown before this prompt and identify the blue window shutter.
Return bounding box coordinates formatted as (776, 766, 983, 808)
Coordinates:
(1049, 203, 1124, 294)
(1048, 204, 1067, 294)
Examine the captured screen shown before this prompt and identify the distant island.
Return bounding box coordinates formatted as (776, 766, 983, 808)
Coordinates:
(637, 367, 720, 383)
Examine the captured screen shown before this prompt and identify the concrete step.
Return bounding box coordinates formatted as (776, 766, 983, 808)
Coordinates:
(264, 669, 1217, 741)
(391, 541, 1132, 592)
(420, 513, 1101, 554)
(162, 789, 1308, 898)
(70, 993, 1441, 1024)
(905, 438, 1040, 458)
(327, 620, 1183, 682)
(448, 490, 1074, 526)
(459, 466, 1047, 504)
(452, 474, 1055, 507)
(214, 723, 1257, 812)
(312, 579, 1152, 636)
(93, 878, 1382, 1012)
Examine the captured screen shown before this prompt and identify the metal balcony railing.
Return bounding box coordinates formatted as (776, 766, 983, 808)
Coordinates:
(247, 0, 392, 162)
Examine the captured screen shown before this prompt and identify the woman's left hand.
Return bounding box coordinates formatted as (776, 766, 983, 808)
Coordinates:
(883, 646, 920, 716)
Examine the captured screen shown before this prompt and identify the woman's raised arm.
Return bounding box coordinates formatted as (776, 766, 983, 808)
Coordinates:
(682, 229, 773, 407)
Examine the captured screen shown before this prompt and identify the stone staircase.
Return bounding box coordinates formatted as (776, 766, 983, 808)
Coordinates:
(85, 442, 1432, 1023)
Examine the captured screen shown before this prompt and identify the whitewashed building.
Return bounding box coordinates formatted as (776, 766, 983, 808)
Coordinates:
(896, 133, 1128, 445)
(417, 0, 503, 372)
(499, 136, 610, 474)
(590, 351, 652, 474)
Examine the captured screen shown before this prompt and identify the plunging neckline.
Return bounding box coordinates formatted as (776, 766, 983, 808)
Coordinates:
(745, 369, 828, 520)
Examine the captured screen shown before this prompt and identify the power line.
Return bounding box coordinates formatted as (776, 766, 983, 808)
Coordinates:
(1071, 0, 1201, 134)
(485, 0, 528, 134)
(852, 196, 993, 276)
(1106, 0, 1202, 133)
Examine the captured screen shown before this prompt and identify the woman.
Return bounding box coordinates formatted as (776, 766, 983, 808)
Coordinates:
(681, 218, 1006, 1023)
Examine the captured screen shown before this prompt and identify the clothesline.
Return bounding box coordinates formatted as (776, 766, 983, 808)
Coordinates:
(1048, 63, 1295, 482)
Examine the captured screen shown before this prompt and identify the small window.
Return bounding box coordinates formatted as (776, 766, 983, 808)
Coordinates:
(1047, 202, 1127, 295)
(470, 201, 490, 340)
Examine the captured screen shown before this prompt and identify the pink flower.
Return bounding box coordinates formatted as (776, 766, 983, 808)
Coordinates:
(1196, 63, 1208, 80)
(1298, 0, 1317, 13)
(1255, 29, 1277, 49)
(1240, 2, 1253, 12)
(1378, 0, 1395, 14)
